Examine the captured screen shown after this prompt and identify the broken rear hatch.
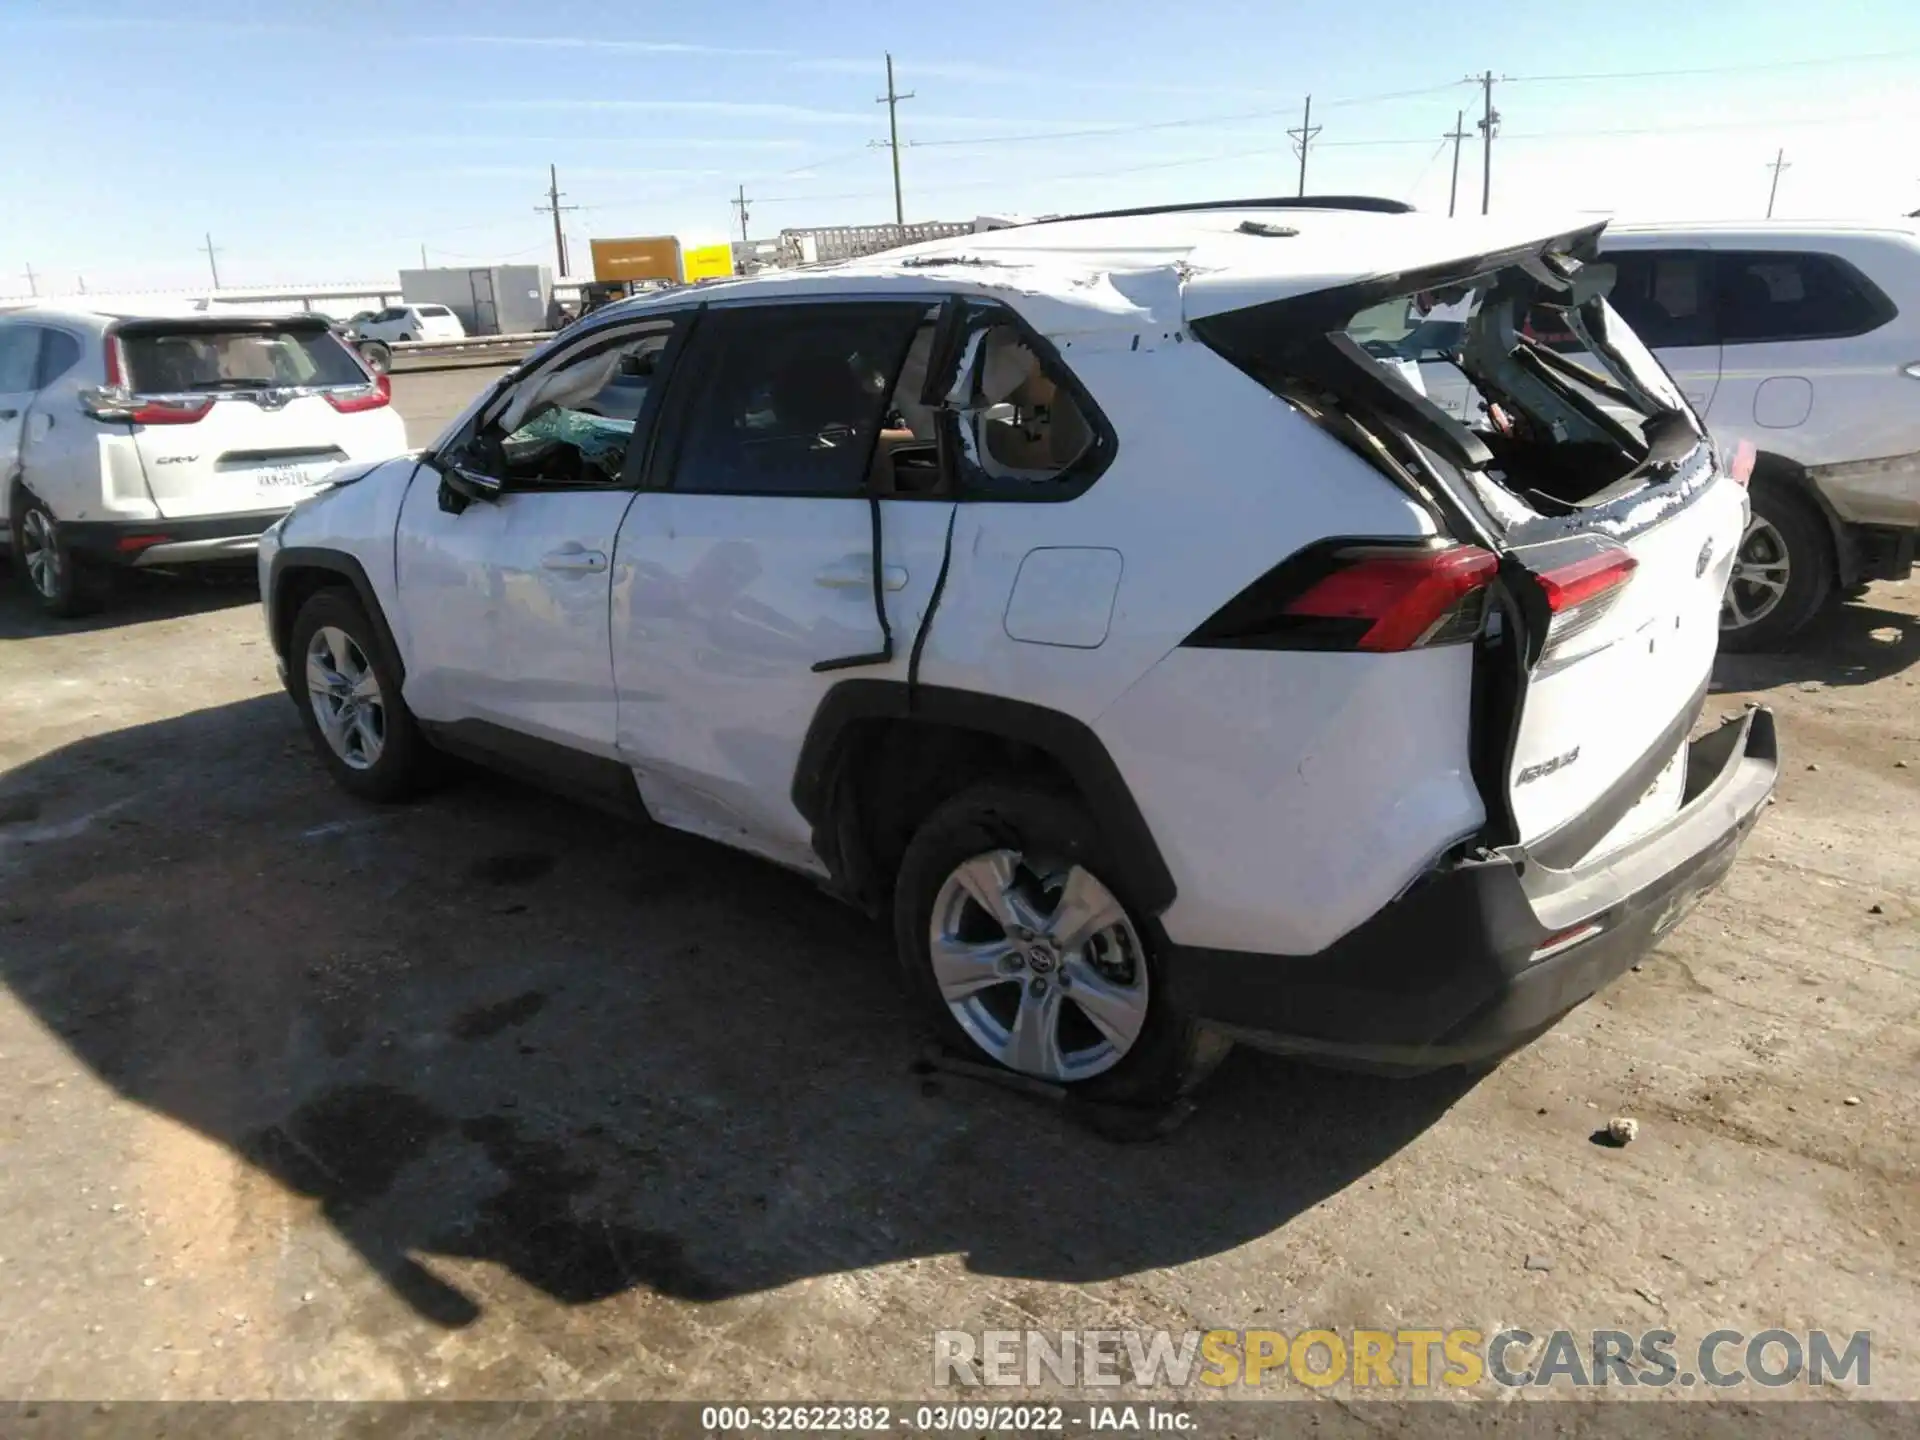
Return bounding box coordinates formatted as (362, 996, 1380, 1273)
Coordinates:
(1188, 214, 1749, 865)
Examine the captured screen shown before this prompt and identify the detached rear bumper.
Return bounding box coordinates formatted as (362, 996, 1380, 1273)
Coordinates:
(1168, 707, 1778, 1073)
(62, 510, 291, 567)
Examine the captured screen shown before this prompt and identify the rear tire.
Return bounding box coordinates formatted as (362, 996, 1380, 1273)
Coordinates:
(288, 588, 437, 802)
(893, 783, 1224, 1106)
(1719, 479, 1832, 653)
(357, 340, 391, 375)
(9, 492, 109, 618)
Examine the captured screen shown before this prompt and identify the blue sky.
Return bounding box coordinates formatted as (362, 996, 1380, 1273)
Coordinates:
(3, 0, 1919, 297)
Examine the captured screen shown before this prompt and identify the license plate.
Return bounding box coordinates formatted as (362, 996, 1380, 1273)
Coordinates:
(255, 464, 320, 490)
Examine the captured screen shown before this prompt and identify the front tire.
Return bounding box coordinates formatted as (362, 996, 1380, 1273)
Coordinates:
(893, 784, 1223, 1105)
(288, 588, 436, 801)
(9, 492, 108, 618)
(1719, 479, 1833, 652)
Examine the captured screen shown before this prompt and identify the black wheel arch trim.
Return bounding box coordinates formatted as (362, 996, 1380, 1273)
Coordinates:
(268, 546, 407, 687)
(791, 679, 1177, 916)
(1749, 454, 1853, 586)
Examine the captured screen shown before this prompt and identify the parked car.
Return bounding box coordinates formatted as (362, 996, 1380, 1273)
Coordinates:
(1, 308, 405, 615)
(259, 199, 1776, 1100)
(352, 304, 466, 345)
(319, 315, 392, 375)
(1399, 221, 1920, 650)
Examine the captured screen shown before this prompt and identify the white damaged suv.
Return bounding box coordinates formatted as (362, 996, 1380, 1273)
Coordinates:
(260, 199, 1778, 1101)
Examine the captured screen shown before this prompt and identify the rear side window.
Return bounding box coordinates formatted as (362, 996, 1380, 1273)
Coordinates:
(118, 326, 368, 391)
(36, 330, 82, 386)
(419, 305, 453, 318)
(1606, 251, 1715, 349)
(1715, 250, 1893, 344)
(666, 303, 926, 497)
(0, 325, 39, 391)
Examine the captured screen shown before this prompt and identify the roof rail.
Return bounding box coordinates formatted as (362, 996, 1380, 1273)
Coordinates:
(1029, 195, 1415, 226)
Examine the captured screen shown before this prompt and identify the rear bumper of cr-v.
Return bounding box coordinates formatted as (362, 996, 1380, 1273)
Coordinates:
(1167, 707, 1778, 1074)
(60, 510, 292, 568)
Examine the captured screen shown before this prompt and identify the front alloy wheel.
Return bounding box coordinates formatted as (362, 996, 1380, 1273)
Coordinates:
(931, 849, 1151, 1082)
(305, 625, 387, 770)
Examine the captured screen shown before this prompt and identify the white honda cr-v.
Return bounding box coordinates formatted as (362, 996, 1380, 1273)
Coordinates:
(1, 307, 406, 615)
(259, 199, 1778, 1101)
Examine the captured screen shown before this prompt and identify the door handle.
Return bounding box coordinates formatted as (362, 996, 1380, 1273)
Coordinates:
(541, 545, 608, 574)
(816, 558, 907, 592)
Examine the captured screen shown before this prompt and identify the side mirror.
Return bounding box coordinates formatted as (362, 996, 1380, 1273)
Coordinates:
(438, 462, 504, 513)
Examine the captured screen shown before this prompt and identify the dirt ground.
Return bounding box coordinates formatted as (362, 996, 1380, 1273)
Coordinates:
(0, 368, 1914, 1408)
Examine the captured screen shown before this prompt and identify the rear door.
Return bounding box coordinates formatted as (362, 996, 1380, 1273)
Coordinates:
(612, 298, 956, 870)
(1189, 223, 1748, 864)
(1601, 247, 1722, 414)
(111, 318, 398, 518)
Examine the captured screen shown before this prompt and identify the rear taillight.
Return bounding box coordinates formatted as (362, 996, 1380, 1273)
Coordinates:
(325, 374, 391, 413)
(1186, 541, 1499, 653)
(1723, 439, 1755, 487)
(1535, 543, 1637, 665)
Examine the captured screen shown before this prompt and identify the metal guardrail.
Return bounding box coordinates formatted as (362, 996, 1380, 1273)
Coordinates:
(379, 331, 554, 373)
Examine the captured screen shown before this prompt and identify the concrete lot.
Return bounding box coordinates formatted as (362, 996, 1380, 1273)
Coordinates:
(0, 368, 1915, 1406)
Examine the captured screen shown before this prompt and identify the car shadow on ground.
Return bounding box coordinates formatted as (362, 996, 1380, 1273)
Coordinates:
(0, 562, 258, 640)
(0, 694, 1471, 1328)
(1711, 597, 1920, 694)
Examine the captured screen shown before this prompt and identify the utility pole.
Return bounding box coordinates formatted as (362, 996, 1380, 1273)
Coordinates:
(1286, 94, 1321, 197)
(876, 52, 915, 226)
(1766, 147, 1791, 218)
(21, 263, 35, 297)
(199, 233, 222, 289)
(420, 243, 429, 268)
(1445, 110, 1471, 218)
(535, 164, 579, 277)
(1468, 71, 1502, 215)
(732, 184, 753, 244)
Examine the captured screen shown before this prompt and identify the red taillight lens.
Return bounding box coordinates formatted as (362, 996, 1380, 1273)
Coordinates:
(1282, 545, 1500, 652)
(1536, 549, 1638, 612)
(325, 373, 391, 413)
(127, 397, 213, 425)
(1726, 439, 1755, 487)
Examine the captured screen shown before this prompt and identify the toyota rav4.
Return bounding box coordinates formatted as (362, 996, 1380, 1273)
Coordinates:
(259, 199, 1778, 1102)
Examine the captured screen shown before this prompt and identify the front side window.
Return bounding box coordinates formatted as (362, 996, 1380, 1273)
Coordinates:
(1715, 250, 1893, 344)
(667, 303, 926, 497)
(465, 320, 678, 488)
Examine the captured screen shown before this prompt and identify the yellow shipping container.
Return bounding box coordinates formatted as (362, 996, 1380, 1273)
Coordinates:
(682, 243, 735, 282)
(590, 235, 682, 284)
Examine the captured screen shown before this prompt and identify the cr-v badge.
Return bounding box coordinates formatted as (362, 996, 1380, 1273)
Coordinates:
(1695, 539, 1715, 578)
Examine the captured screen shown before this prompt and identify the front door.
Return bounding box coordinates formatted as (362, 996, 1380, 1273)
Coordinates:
(613, 299, 955, 869)
(0, 323, 41, 526)
(394, 316, 683, 755)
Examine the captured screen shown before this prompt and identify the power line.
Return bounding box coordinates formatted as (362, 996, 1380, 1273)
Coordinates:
(875, 52, 915, 225)
(1766, 147, 1791, 218)
(1502, 46, 1920, 84)
(1286, 94, 1321, 197)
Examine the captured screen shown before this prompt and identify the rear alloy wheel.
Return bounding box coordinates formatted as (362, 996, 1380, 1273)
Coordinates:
(10, 494, 107, 618)
(288, 588, 437, 801)
(1718, 481, 1832, 653)
(357, 340, 391, 374)
(895, 784, 1224, 1104)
